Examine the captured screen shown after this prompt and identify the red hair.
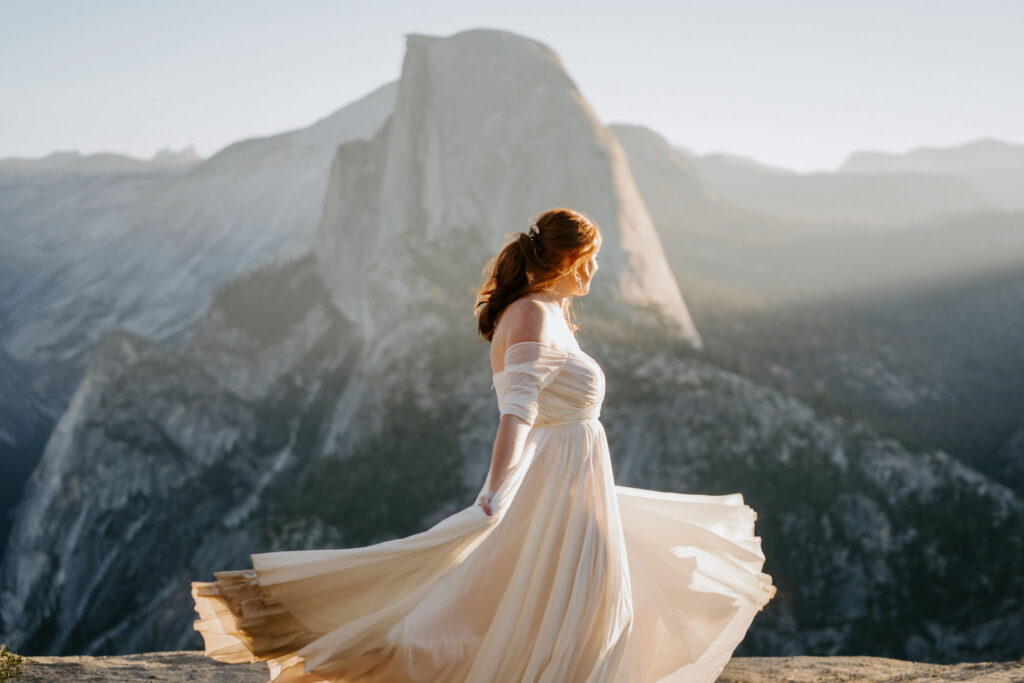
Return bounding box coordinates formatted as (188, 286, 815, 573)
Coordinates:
(475, 207, 602, 341)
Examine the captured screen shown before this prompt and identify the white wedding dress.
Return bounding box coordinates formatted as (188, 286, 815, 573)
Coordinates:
(191, 341, 776, 682)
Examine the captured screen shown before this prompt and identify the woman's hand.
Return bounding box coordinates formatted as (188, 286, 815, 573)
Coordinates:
(477, 491, 496, 516)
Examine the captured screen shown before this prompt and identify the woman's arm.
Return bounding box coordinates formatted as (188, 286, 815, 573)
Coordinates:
(478, 298, 549, 516)
(478, 414, 531, 515)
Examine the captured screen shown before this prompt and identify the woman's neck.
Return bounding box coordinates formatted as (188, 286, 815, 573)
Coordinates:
(531, 287, 570, 306)
(525, 290, 576, 340)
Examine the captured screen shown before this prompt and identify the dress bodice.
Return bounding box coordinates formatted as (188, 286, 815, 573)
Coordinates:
(491, 341, 606, 427)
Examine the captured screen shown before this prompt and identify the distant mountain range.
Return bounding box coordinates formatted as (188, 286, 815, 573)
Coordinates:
(0, 146, 201, 176)
(0, 80, 397, 400)
(1, 27, 1021, 663)
(840, 138, 1024, 212)
(0, 80, 397, 552)
(841, 136, 1024, 174)
(666, 135, 1024, 223)
(612, 123, 1024, 304)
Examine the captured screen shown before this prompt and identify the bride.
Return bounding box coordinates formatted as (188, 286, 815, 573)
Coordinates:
(191, 207, 775, 682)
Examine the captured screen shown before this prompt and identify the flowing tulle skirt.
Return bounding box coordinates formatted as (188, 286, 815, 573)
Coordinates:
(191, 419, 774, 682)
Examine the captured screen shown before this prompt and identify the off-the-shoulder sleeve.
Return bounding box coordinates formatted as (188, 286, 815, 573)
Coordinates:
(497, 342, 568, 427)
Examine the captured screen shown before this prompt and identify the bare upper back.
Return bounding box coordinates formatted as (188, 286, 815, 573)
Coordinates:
(491, 296, 576, 374)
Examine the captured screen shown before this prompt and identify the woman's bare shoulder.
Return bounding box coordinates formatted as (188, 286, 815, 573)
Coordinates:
(491, 297, 557, 369)
(499, 297, 549, 345)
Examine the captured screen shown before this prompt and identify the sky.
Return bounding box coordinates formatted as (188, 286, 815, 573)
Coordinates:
(2, 0, 1022, 173)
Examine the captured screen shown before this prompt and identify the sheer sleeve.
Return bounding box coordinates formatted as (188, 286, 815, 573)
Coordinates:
(496, 342, 568, 427)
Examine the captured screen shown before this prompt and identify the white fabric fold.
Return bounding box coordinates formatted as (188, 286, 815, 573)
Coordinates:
(494, 341, 569, 426)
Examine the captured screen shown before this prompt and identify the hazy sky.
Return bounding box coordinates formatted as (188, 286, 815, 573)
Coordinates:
(2, 0, 1022, 172)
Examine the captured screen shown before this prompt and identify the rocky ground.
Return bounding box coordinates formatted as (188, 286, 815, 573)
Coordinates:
(719, 656, 1024, 682)
(10, 651, 1024, 682)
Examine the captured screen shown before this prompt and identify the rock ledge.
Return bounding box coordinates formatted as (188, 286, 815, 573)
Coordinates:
(14, 651, 1024, 682)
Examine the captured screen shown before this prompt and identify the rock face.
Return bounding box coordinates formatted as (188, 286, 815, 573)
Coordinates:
(0, 346, 53, 555)
(0, 255, 367, 654)
(0, 81, 397, 570)
(316, 30, 702, 355)
(2, 27, 1023, 667)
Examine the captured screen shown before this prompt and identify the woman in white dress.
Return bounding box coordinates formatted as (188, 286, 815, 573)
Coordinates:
(191, 207, 775, 682)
